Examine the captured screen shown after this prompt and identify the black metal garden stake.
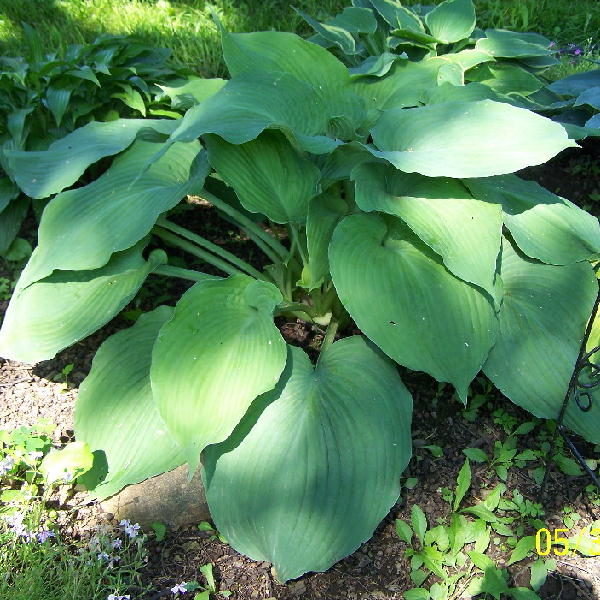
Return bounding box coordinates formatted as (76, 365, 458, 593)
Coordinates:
(541, 286, 600, 495)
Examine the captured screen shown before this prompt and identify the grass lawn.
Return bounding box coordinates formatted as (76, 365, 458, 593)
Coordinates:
(0, 0, 598, 76)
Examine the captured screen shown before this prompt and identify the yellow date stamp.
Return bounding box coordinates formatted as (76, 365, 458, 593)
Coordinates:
(535, 527, 600, 556)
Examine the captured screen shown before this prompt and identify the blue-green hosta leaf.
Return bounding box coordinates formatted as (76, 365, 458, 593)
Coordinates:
(111, 84, 146, 116)
(222, 30, 350, 89)
(75, 306, 184, 500)
(0, 242, 165, 364)
(44, 87, 72, 127)
(0, 177, 19, 213)
(352, 59, 441, 110)
(203, 338, 413, 582)
(574, 86, 600, 110)
(369, 100, 577, 177)
(484, 238, 599, 443)
(4, 118, 178, 199)
(464, 175, 600, 264)
(204, 131, 320, 224)
(150, 276, 287, 474)
(156, 78, 226, 110)
(155, 73, 364, 157)
(475, 29, 553, 58)
(390, 28, 441, 46)
(328, 6, 378, 33)
(370, 0, 425, 32)
(17, 140, 206, 290)
(317, 142, 373, 188)
(300, 192, 351, 290)
(352, 162, 502, 295)
(587, 114, 600, 129)
(422, 82, 499, 105)
(293, 8, 358, 55)
(548, 69, 600, 97)
(329, 213, 497, 400)
(466, 63, 544, 96)
(349, 53, 405, 78)
(424, 0, 476, 43)
(424, 50, 495, 87)
(432, 49, 494, 72)
(0, 197, 29, 256)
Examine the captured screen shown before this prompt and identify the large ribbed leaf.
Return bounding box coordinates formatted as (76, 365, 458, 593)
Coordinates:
(203, 338, 413, 582)
(328, 6, 378, 32)
(466, 63, 544, 96)
(465, 175, 600, 264)
(549, 70, 600, 97)
(300, 192, 350, 290)
(329, 213, 497, 400)
(157, 78, 227, 110)
(475, 30, 553, 58)
(0, 242, 165, 364)
(75, 306, 184, 500)
(424, 0, 476, 44)
(369, 0, 424, 31)
(155, 73, 364, 158)
(150, 276, 287, 474)
(351, 59, 440, 111)
(17, 140, 206, 290)
(293, 8, 359, 55)
(318, 142, 373, 188)
(484, 238, 598, 442)
(4, 119, 178, 199)
(222, 31, 350, 89)
(369, 100, 577, 177)
(352, 162, 502, 295)
(205, 131, 320, 223)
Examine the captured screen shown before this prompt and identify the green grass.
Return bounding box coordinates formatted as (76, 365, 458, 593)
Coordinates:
(0, 0, 598, 77)
(0, 0, 348, 76)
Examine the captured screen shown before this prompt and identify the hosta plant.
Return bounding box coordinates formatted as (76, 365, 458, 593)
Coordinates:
(297, 0, 560, 104)
(1, 7, 600, 582)
(299, 0, 600, 137)
(0, 30, 190, 257)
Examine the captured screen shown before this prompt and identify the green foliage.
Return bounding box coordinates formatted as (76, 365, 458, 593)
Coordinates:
(395, 456, 560, 599)
(0, 31, 190, 260)
(1, 0, 599, 581)
(0, 422, 149, 600)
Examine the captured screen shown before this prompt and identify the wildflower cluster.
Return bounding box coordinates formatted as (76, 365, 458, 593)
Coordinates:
(2, 511, 55, 543)
(120, 518, 141, 539)
(86, 520, 145, 572)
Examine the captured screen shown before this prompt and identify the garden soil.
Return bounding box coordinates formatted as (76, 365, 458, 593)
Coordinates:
(1, 139, 600, 600)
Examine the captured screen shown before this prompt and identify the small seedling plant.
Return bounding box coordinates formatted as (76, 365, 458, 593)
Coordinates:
(0, 0, 599, 582)
(397, 457, 599, 600)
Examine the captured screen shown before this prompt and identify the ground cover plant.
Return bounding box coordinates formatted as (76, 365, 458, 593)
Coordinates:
(0, 422, 151, 600)
(1, 0, 600, 586)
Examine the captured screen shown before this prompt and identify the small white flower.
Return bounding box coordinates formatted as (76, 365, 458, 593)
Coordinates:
(124, 522, 140, 539)
(171, 582, 188, 594)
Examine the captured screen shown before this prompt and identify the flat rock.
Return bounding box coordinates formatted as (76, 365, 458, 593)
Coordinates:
(100, 465, 211, 530)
